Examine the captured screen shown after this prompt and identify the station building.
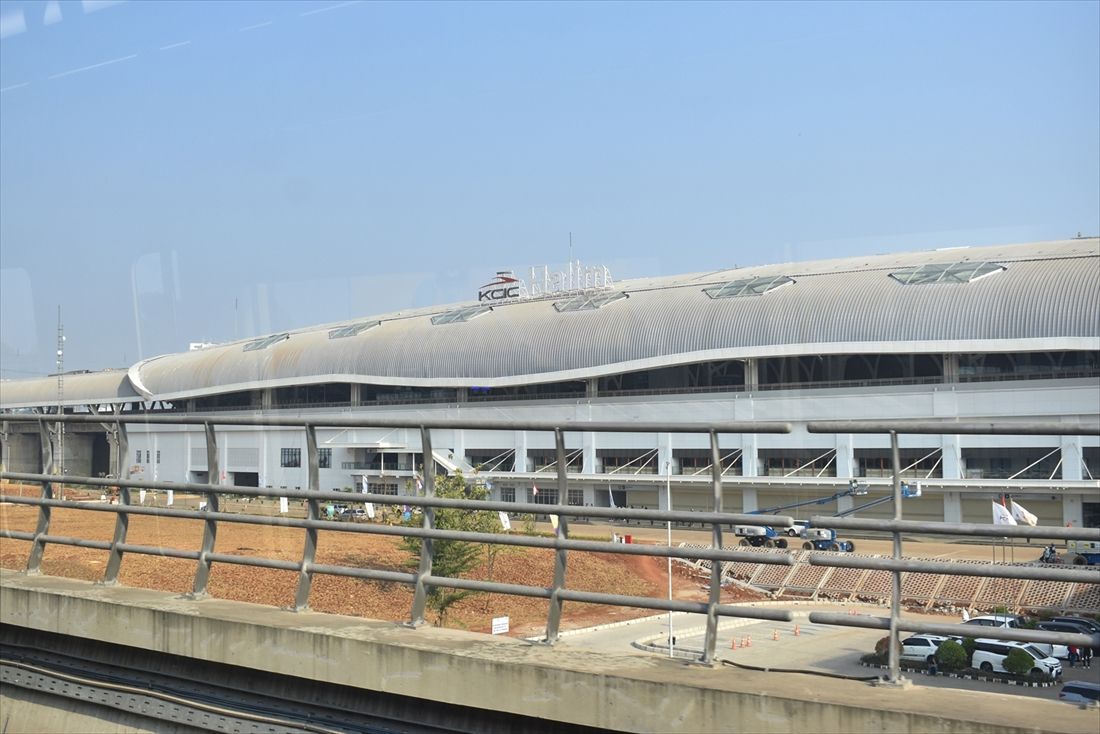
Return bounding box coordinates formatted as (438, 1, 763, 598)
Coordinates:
(2, 237, 1098, 528)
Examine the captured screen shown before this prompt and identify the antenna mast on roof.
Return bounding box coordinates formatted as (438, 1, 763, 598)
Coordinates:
(569, 232, 574, 291)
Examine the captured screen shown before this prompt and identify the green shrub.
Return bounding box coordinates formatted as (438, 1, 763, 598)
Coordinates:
(935, 640, 968, 671)
(960, 637, 977, 666)
(1003, 648, 1034, 676)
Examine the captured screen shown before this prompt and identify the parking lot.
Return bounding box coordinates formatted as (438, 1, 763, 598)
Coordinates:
(558, 604, 1100, 703)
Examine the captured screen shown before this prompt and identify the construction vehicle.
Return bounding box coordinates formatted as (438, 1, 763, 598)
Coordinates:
(744, 480, 921, 552)
(799, 527, 856, 552)
(1042, 540, 1100, 566)
(733, 525, 789, 549)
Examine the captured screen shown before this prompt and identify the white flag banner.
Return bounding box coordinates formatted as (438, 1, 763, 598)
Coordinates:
(549, 514, 559, 530)
(166, 490, 174, 506)
(532, 484, 539, 497)
(361, 478, 369, 494)
(365, 502, 376, 519)
(198, 500, 207, 511)
(138, 489, 147, 504)
(992, 501, 1017, 526)
(498, 511, 511, 531)
(1010, 500, 1038, 526)
(279, 496, 289, 514)
(609, 489, 617, 509)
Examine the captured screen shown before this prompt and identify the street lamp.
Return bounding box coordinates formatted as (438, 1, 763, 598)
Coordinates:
(666, 459, 673, 657)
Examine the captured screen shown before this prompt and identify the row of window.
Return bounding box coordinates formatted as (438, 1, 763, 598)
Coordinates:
(280, 448, 332, 468)
(184, 351, 1098, 412)
(135, 450, 160, 464)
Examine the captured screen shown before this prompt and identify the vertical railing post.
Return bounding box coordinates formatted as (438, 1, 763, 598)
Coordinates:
(701, 430, 724, 664)
(544, 428, 570, 644)
(102, 420, 131, 584)
(294, 424, 320, 610)
(26, 418, 56, 574)
(886, 429, 908, 686)
(191, 422, 220, 597)
(409, 426, 435, 626)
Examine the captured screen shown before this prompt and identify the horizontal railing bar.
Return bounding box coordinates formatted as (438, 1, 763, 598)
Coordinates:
(205, 553, 301, 572)
(0, 473, 795, 527)
(0, 494, 795, 567)
(809, 515, 1100, 541)
(0, 413, 793, 434)
(805, 553, 1100, 583)
(807, 420, 1100, 436)
(807, 612, 1100, 649)
(35, 535, 112, 551)
(305, 565, 417, 585)
(115, 543, 200, 561)
(1, 530, 35, 542)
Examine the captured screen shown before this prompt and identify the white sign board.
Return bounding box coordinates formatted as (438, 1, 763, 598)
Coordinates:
(279, 497, 289, 514)
(366, 502, 376, 519)
(498, 511, 511, 531)
(491, 616, 510, 635)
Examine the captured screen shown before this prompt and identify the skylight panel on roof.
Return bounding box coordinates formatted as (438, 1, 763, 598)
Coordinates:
(703, 275, 794, 299)
(242, 333, 290, 352)
(328, 322, 379, 339)
(553, 291, 628, 312)
(889, 261, 1005, 285)
(431, 306, 492, 325)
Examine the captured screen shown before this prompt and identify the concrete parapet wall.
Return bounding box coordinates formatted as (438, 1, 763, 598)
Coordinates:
(1, 571, 1095, 734)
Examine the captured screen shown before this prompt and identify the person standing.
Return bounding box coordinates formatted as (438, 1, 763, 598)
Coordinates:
(1082, 645, 1093, 669)
(1067, 645, 1079, 668)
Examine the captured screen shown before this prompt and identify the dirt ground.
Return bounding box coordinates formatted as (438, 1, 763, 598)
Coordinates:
(0, 485, 762, 638)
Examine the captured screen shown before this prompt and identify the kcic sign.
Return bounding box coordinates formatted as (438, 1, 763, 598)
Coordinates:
(478, 261, 614, 303)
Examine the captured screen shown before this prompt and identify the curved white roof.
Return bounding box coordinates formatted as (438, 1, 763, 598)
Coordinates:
(2, 238, 1098, 408)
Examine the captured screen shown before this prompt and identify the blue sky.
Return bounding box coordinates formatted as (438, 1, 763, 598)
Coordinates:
(1, 0, 1098, 377)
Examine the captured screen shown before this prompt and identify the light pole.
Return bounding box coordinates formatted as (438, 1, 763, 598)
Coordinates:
(666, 459, 673, 657)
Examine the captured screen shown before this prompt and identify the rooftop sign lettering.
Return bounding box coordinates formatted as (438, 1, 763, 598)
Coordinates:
(478, 261, 614, 303)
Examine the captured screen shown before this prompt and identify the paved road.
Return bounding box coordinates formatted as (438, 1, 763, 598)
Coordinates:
(558, 604, 1100, 704)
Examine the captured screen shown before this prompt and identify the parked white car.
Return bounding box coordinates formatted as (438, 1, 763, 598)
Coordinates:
(972, 638, 1062, 678)
(900, 635, 952, 663)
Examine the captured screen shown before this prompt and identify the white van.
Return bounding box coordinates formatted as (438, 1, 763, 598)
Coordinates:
(971, 638, 1062, 678)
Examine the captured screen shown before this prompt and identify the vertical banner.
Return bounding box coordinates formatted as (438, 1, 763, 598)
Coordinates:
(549, 514, 559, 531)
(138, 489, 147, 504)
(279, 497, 289, 514)
(166, 490, 174, 506)
(498, 511, 511, 530)
(365, 502, 376, 519)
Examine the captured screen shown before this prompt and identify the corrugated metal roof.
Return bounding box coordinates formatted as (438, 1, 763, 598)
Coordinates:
(0, 369, 138, 408)
(2, 238, 1098, 407)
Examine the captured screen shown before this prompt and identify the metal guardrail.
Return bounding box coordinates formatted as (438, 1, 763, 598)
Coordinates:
(1, 414, 1099, 683)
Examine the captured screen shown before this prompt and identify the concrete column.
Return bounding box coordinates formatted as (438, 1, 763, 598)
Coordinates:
(451, 430, 466, 466)
(943, 492, 963, 523)
(456, 388, 468, 403)
(740, 434, 759, 477)
(582, 432, 596, 474)
(743, 358, 758, 391)
(1060, 436, 1083, 481)
(349, 384, 360, 406)
(1063, 495, 1084, 528)
(941, 435, 963, 479)
(837, 495, 853, 514)
(513, 431, 528, 473)
(658, 475, 672, 511)
(586, 379, 598, 399)
(657, 433, 672, 475)
(835, 434, 855, 479)
(943, 353, 959, 383)
(261, 389, 273, 411)
(741, 487, 759, 512)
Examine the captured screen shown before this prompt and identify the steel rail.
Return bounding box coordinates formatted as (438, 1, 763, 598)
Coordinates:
(805, 553, 1100, 584)
(0, 413, 793, 434)
(809, 516, 1100, 541)
(807, 420, 1100, 436)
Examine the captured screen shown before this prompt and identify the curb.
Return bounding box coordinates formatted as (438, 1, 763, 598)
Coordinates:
(858, 661, 1058, 687)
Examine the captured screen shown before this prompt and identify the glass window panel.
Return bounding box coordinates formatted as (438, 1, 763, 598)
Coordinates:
(889, 261, 1005, 285)
(553, 291, 627, 312)
(703, 275, 794, 299)
(243, 333, 290, 352)
(328, 322, 379, 339)
(431, 306, 492, 325)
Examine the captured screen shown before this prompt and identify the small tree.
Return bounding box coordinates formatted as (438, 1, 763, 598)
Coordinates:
(935, 640, 967, 671)
(1003, 648, 1034, 676)
(874, 636, 900, 662)
(960, 637, 977, 666)
(402, 472, 501, 626)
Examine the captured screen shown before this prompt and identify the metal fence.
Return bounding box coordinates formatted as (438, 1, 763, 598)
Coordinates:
(1, 413, 1098, 685)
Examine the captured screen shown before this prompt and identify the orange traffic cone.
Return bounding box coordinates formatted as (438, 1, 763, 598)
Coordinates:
(731, 638, 737, 649)
(794, 624, 801, 636)
(746, 635, 752, 647)
(772, 629, 779, 641)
